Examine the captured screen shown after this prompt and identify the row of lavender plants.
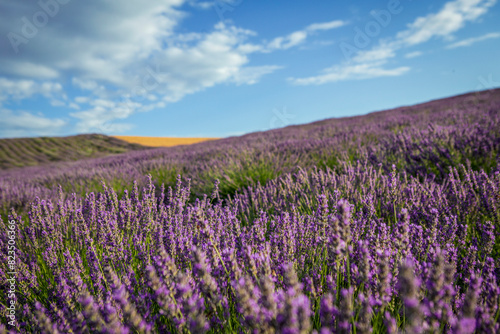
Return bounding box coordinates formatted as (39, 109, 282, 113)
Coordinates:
(0, 159, 499, 332)
(1, 90, 499, 218)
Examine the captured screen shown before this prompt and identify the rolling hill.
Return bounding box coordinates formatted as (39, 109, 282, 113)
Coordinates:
(0, 134, 149, 170)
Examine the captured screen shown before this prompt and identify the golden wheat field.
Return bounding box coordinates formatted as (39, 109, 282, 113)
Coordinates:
(113, 136, 218, 147)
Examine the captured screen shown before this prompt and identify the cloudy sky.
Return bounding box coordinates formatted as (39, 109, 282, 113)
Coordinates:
(0, 0, 499, 138)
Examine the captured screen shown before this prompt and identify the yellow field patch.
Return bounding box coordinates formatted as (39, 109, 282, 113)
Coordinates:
(113, 136, 218, 147)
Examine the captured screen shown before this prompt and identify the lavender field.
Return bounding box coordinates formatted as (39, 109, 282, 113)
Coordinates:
(1, 89, 500, 333)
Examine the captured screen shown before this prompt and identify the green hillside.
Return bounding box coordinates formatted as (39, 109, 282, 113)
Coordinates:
(0, 134, 149, 169)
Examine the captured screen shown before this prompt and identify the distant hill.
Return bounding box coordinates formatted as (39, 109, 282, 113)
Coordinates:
(113, 136, 218, 147)
(0, 134, 149, 170)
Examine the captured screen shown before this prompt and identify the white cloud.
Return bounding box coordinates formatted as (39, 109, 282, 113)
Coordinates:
(68, 103, 80, 110)
(0, 79, 37, 102)
(187, 0, 244, 11)
(445, 31, 500, 48)
(65, 20, 287, 131)
(70, 98, 138, 133)
(306, 20, 346, 31)
(267, 31, 308, 50)
(405, 51, 424, 58)
(50, 100, 66, 107)
(0, 0, 344, 135)
(1, 0, 186, 84)
(352, 43, 397, 63)
(0, 108, 67, 138)
(231, 65, 283, 85)
(72, 78, 99, 91)
(74, 96, 90, 104)
(266, 20, 347, 51)
(40, 82, 64, 97)
(0, 61, 59, 79)
(397, 0, 497, 45)
(187, 0, 216, 10)
(291, 0, 496, 85)
(0, 1, 296, 134)
(0, 78, 63, 102)
(137, 23, 282, 104)
(291, 62, 410, 85)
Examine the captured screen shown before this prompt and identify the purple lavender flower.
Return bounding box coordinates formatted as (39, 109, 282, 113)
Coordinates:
(34, 302, 60, 334)
(398, 260, 423, 334)
(337, 288, 354, 334)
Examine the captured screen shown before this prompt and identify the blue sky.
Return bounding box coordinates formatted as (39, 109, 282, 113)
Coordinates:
(0, 0, 499, 138)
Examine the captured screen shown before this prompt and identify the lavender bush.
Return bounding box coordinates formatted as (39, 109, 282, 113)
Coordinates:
(0, 89, 499, 333)
(1, 89, 499, 216)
